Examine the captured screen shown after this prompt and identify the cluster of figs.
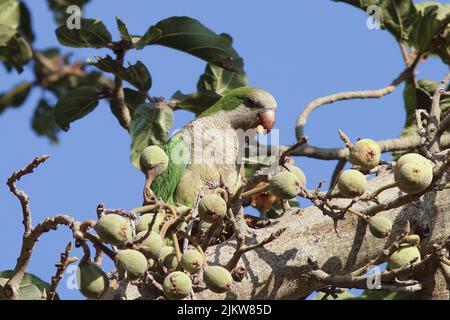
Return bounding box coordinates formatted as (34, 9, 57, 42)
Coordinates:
(267, 138, 431, 271)
(78, 137, 432, 298)
(77, 146, 233, 300)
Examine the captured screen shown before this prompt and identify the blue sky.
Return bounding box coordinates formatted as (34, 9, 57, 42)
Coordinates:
(0, 0, 448, 299)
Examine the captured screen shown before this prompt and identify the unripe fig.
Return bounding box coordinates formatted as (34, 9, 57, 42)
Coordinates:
(349, 139, 381, 170)
(387, 245, 421, 270)
(269, 171, 301, 200)
(180, 250, 204, 274)
(134, 231, 163, 259)
(406, 234, 421, 246)
(163, 253, 179, 272)
(368, 216, 391, 238)
(286, 165, 307, 186)
(140, 145, 169, 173)
(203, 265, 232, 294)
(396, 153, 432, 171)
(163, 271, 192, 300)
(77, 261, 109, 299)
(135, 212, 165, 234)
(337, 169, 367, 198)
(115, 249, 148, 280)
(94, 214, 132, 247)
(159, 246, 175, 262)
(394, 154, 433, 194)
(198, 194, 227, 223)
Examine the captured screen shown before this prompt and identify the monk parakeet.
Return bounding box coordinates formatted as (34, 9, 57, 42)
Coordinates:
(152, 87, 277, 207)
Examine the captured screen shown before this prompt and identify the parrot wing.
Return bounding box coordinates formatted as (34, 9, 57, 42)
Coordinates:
(152, 131, 189, 204)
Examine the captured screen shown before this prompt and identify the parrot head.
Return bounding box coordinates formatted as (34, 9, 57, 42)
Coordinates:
(199, 87, 277, 134)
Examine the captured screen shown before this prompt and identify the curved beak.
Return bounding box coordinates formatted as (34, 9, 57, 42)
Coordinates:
(255, 109, 275, 134)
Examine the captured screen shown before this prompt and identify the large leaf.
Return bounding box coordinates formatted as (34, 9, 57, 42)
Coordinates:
(334, 0, 417, 41)
(137, 17, 243, 72)
(47, 0, 90, 24)
(0, 34, 32, 72)
(0, 81, 32, 114)
(0, 270, 57, 300)
(197, 63, 247, 95)
(55, 18, 112, 48)
(55, 85, 101, 131)
(123, 61, 152, 92)
(19, 2, 34, 43)
(129, 103, 173, 169)
(172, 90, 221, 116)
(408, 3, 450, 54)
(89, 55, 152, 92)
(0, 0, 19, 29)
(32, 99, 60, 144)
(116, 16, 132, 43)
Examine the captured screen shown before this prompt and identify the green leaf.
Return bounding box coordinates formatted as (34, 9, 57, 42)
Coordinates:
(0, 34, 32, 72)
(47, 0, 90, 24)
(172, 90, 221, 115)
(134, 26, 161, 50)
(334, 0, 417, 41)
(55, 18, 112, 48)
(130, 102, 173, 169)
(138, 17, 243, 72)
(197, 63, 247, 95)
(0, 24, 16, 45)
(88, 54, 123, 74)
(0, 0, 19, 29)
(408, 3, 450, 54)
(116, 16, 131, 42)
(89, 55, 152, 92)
(55, 85, 101, 131)
(0, 81, 32, 114)
(19, 2, 34, 43)
(0, 270, 58, 300)
(124, 61, 152, 92)
(32, 99, 60, 144)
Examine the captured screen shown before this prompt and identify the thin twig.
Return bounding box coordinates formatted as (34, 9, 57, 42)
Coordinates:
(47, 242, 78, 300)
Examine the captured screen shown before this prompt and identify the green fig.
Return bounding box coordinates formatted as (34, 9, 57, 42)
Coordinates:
(269, 171, 301, 200)
(163, 253, 179, 272)
(349, 139, 381, 170)
(180, 250, 204, 274)
(388, 245, 421, 270)
(198, 194, 227, 223)
(77, 261, 109, 299)
(368, 216, 391, 238)
(158, 246, 175, 262)
(134, 231, 163, 259)
(337, 169, 367, 198)
(203, 265, 233, 294)
(286, 165, 307, 186)
(94, 214, 132, 247)
(135, 212, 165, 234)
(163, 271, 192, 300)
(140, 145, 169, 173)
(394, 154, 433, 194)
(115, 249, 148, 280)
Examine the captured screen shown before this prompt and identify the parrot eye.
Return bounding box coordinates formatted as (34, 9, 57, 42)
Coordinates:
(244, 97, 256, 108)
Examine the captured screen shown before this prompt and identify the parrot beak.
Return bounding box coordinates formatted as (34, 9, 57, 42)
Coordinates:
(255, 110, 275, 134)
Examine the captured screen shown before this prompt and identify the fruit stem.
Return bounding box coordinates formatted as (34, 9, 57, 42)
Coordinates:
(130, 204, 155, 215)
(366, 181, 398, 199)
(177, 230, 208, 266)
(240, 183, 269, 198)
(172, 233, 182, 263)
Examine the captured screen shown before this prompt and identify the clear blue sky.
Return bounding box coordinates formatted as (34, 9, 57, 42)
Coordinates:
(0, 0, 448, 299)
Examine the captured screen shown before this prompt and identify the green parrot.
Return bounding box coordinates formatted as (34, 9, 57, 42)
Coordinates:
(152, 86, 277, 207)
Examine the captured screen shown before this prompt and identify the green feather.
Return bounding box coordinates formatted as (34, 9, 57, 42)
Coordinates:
(198, 86, 259, 117)
(152, 132, 189, 203)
